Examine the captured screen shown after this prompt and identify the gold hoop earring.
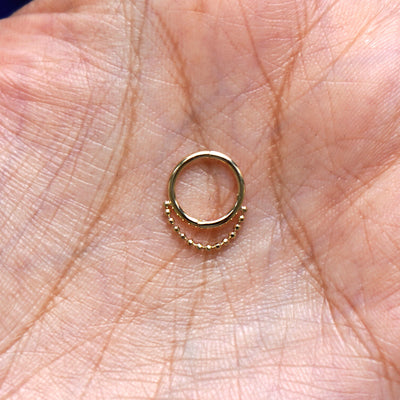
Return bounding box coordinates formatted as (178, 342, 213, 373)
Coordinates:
(164, 151, 247, 250)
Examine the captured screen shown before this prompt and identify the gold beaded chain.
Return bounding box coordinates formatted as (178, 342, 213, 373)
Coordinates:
(164, 200, 247, 250)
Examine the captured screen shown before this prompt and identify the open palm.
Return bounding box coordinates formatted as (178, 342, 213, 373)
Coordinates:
(0, 0, 399, 398)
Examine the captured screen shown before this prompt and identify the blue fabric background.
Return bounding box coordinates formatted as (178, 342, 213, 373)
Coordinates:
(0, 0, 31, 19)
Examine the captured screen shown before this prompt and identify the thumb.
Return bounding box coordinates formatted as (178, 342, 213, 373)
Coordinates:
(0, 0, 134, 361)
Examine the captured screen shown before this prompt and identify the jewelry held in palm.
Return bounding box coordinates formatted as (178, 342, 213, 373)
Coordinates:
(164, 151, 246, 250)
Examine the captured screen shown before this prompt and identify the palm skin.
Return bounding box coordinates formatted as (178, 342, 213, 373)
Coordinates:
(0, 0, 400, 398)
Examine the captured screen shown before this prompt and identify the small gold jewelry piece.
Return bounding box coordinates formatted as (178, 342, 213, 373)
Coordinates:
(164, 151, 246, 250)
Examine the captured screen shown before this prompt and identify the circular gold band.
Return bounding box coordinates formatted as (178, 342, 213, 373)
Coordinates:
(168, 151, 245, 228)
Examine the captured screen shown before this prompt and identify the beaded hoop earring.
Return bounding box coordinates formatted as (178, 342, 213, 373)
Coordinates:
(164, 151, 246, 250)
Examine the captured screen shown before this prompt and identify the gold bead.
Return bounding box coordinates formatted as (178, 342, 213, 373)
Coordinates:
(230, 232, 236, 238)
(174, 225, 180, 232)
(168, 218, 174, 224)
(206, 245, 212, 251)
(180, 233, 186, 239)
(164, 200, 171, 208)
(235, 224, 240, 231)
(188, 239, 194, 246)
(196, 243, 203, 249)
(215, 243, 221, 249)
(239, 215, 245, 222)
(241, 206, 247, 213)
(223, 238, 229, 245)
(165, 208, 171, 215)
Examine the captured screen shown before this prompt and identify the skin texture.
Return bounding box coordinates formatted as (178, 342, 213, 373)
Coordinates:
(1, 0, 400, 398)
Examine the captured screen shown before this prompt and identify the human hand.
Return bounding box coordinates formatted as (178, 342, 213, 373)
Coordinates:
(1, 1, 399, 398)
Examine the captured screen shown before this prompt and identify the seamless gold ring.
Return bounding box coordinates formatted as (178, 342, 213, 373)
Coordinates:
(164, 151, 247, 250)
